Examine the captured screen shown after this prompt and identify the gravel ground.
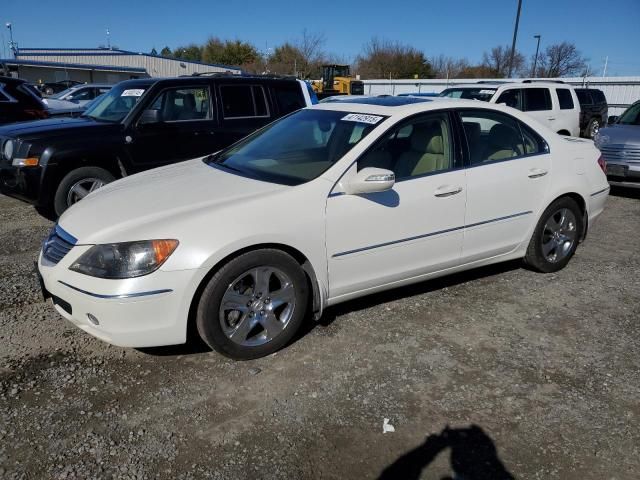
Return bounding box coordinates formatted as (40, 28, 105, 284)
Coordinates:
(1, 190, 639, 480)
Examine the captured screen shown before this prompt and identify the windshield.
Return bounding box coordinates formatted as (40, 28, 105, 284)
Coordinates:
(49, 86, 78, 99)
(209, 109, 385, 185)
(439, 88, 496, 101)
(618, 102, 640, 125)
(83, 84, 147, 123)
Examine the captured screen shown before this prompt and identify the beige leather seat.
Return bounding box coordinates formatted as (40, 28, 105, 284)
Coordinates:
(395, 123, 448, 178)
(482, 124, 523, 161)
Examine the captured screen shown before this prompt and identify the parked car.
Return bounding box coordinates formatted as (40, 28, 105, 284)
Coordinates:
(0, 76, 49, 125)
(439, 82, 581, 136)
(37, 96, 609, 359)
(594, 99, 640, 189)
(575, 88, 608, 139)
(38, 80, 84, 96)
(48, 93, 107, 118)
(0, 75, 315, 217)
(43, 84, 112, 111)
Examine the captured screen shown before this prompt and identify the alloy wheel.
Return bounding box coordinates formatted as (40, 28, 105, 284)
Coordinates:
(541, 208, 577, 263)
(219, 266, 296, 347)
(66, 178, 106, 206)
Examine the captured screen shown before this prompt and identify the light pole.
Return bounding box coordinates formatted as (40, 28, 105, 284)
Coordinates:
(532, 34, 541, 77)
(507, 0, 523, 78)
(6, 22, 17, 58)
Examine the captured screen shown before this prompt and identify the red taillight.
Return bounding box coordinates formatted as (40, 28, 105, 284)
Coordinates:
(24, 109, 49, 120)
(597, 155, 607, 174)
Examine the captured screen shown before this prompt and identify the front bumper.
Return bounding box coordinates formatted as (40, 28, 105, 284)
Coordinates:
(0, 163, 44, 205)
(606, 162, 640, 189)
(38, 249, 198, 348)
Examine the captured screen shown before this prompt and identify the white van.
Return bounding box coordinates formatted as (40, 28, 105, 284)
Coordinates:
(440, 81, 581, 137)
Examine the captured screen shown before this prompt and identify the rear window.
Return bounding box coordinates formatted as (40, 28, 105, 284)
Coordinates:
(524, 88, 552, 111)
(592, 90, 606, 104)
(556, 89, 574, 110)
(274, 85, 305, 114)
(576, 90, 592, 105)
(220, 84, 270, 119)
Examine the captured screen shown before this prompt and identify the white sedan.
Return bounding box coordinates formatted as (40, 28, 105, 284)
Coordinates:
(38, 96, 610, 359)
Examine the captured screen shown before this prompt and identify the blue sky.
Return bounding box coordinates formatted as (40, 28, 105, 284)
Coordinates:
(1, 0, 639, 75)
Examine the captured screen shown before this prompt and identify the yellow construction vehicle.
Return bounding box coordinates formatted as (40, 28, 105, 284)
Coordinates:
(312, 64, 364, 100)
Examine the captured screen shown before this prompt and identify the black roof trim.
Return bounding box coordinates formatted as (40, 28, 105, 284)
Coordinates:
(334, 96, 432, 107)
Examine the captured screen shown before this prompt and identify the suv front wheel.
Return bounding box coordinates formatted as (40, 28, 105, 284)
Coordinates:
(54, 166, 115, 216)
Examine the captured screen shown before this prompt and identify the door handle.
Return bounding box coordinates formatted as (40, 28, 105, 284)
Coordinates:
(434, 185, 463, 197)
(547, 117, 556, 121)
(528, 168, 548, 179)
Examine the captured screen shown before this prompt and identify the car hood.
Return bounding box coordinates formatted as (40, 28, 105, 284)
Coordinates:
(58, 158, 287, 244)
(0, 116, 115, 140)
(597, 124, 640, 146)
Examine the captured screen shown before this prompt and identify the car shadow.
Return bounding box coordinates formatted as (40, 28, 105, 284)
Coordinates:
(378, 425, 515, 480)
(312, 259, 522, 331)
(610, 186, 640, 200)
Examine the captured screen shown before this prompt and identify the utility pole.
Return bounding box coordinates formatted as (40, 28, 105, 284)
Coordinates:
(532, 34, 541, 77)
(602, 56, 608, 78)
(6, 22, 17, 58)
(507, 0, 523, 78)
(106, 28, 111, 49)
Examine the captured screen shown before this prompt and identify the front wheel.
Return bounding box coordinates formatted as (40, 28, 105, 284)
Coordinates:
(53, 166, 115, 217)
(524, 197, 583, 273)
(196, 249, 309, 360)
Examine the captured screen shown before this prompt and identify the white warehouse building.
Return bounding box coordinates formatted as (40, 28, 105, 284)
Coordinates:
(1, 47, 241, 84)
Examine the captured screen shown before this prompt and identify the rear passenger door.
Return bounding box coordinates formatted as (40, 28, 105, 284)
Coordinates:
(216, 83, 273, 148)
(458, 108, 551, 262)
(522, 88, 555, 131)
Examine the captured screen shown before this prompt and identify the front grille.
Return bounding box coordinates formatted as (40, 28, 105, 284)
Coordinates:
(599, 144, 640, 164)
(42, 225, 77, 265)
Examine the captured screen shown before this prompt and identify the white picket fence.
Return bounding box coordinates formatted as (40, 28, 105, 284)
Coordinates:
(361, 77, 640, 116)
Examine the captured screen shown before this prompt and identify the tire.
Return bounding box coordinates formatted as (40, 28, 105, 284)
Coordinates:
(587, 118, 600, 139)
(53, 166, 115, 217)
(524, 197, 583, 273)
(196, 249, 309, 360)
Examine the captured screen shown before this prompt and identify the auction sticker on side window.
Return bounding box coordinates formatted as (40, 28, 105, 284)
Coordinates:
(341, 113, 383, 125)
(121, 89, 145, 97)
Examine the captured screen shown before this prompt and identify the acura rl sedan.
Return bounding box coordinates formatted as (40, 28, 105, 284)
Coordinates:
(37, 96, 609, 359)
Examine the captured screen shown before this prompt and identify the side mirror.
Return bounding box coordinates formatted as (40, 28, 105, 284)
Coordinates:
(345, 167, 395, 195)
(607, 115, 618, 125)
(139, 109, 162, 125)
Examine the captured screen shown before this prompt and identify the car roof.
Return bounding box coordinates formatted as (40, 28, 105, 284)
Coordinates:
(312, 95, 506, 116)
(0, 75, 26, 85)
(446, 82, 571, 89)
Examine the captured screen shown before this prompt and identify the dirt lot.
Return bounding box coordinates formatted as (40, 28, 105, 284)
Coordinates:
(0, 190, 639, 480)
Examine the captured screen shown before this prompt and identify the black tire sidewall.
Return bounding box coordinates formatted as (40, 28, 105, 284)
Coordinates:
(196, 249, 309, 360)
(588, 118, 599, 139)
(525, 197, 583, 273)
(53, 166, 115, 217)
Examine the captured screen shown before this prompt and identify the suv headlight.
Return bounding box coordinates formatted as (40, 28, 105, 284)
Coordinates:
(69, 240, 178, 279)
(3, 139, 14, 161)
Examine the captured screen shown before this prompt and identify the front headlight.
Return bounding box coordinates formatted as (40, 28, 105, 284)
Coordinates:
(3, 139, 14, 160)
(69, 239, 178, 279)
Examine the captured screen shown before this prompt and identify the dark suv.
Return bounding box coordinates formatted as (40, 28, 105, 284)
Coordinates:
(0, 75, 314, 217)
(0, 76, 49, 125)
(575, 88, 608, 139)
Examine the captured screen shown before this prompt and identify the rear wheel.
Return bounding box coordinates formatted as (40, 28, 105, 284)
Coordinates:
(524, 197, 583, 273)
(196, 249, 309, 360)
(587, 118, 600, 139)
(53, 166, 115, 216)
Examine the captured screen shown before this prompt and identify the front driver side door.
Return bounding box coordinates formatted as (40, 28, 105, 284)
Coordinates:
(124, 86, 218, 172)
(326, 111, 467, 301)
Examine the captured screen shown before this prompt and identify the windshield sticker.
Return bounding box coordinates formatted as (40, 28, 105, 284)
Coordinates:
(121, 89, 145, 97)
(478, 89, 495, 95)
(341, 113, 383, 125)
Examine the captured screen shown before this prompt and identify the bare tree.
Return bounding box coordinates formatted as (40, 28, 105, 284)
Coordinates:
(482, 45, 525, 78)
(535, 42, 587, 77)
(356, 38, 433, 79)
(430, 54, 470, 79)
(295, 29, 326, 78)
